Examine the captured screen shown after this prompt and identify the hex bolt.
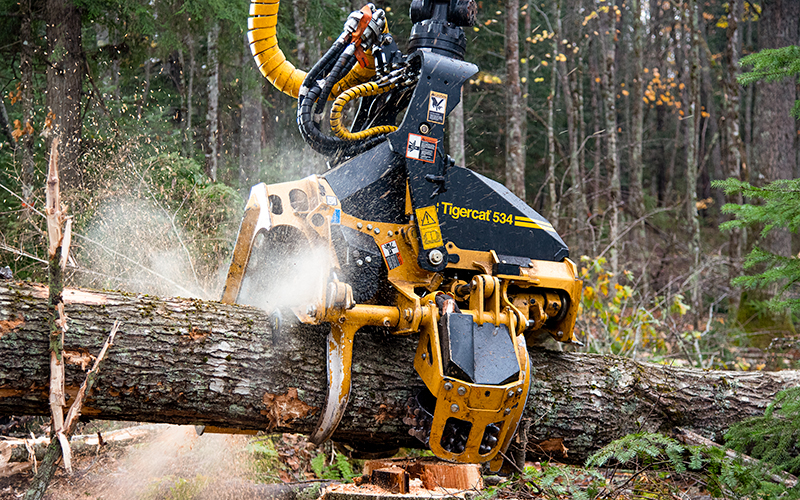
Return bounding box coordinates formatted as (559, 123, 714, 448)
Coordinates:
(444, 382, 453, 391)
(457, 386, 466, 396)
(450, 403, 460, 413)
(507, 390, 515, 398)
(504, 408, 511, 415)
(357, 222, 363, 229)
(374, 227, 380, 234)
(428, 249, 444, 265)
(367, 224, 373, 230)
(517, 388, 524, 395)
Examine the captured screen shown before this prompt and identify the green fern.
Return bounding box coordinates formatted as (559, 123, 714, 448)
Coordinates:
(310, 452, 359, 481)
(586, 432, 692, 472)
(725, 387, 800, 476)
(587, 431, 800, 499)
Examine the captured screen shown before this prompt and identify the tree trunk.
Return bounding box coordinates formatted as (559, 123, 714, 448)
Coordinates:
(504, 0, 526, 200)
(743, 0, 799, 339)
(205, 22, 221, 182)
(685, 0, 701, 326)
(556, 3, 586, 244)
(19, 0, 37, 206)
(545, 1, 559, 220)
(185, 35, 196, 157)
(629, 0, 646, 289)
(45, 0, 84, 190)
(1, 282, 798, 464)
(240, 33, 264, 190)
(721, 0, 744, 312)
(752, 0, 798, 253)
(598, 0, 620, 280)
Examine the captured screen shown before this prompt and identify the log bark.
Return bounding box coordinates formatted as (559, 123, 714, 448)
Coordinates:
(1, 282, 799, 463)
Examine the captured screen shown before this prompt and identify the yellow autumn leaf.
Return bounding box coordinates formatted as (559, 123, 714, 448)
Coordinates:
(622, 89, 629, 96)
(541, 61, 548, 66)
(534, 77, 544, 82)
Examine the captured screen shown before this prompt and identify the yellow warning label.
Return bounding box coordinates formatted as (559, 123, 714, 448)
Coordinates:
(415, 206, 443, 250)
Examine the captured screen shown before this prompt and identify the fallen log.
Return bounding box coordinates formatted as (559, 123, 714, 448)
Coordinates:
(1, 281, 798, 463)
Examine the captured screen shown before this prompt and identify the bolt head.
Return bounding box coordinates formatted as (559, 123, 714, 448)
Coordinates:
(504, 408, 511, 415)
(428, 249, 444, 265)
(357, 222, 363, 229)
(508, 390, 514, 398)
(457, 386, 467, 396)
(450, 403, 459, 413)
(444, 381, 453, 391)
(374, 227, 380, 234)
(356, 259, 364, 266)
(419, 123, 430, 134)
(365, 256, 372, 263)
(367, 224, 373, 230)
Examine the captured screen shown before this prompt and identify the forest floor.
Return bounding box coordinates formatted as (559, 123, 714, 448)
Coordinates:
(0, 423, 720, 500)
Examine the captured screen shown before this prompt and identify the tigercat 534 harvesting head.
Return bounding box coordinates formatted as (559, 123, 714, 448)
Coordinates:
(221, 0, 582, 471)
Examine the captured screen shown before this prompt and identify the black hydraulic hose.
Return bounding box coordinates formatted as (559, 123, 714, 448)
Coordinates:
(314, 49, 357, 117)
(298, 45, 389, 158)
(297, 40, 347, 145)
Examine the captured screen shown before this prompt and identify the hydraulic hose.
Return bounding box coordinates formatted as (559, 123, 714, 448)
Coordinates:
(298, 44, 388, 158)
(248, 0, 375, 98)
(329, 81, 398, 140)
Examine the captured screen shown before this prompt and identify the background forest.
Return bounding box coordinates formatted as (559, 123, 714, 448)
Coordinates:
(0, 0, 798, 369)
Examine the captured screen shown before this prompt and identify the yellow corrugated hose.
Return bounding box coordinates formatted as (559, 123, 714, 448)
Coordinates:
(248, 0, 376, 99)
(329, 81, 398, 140)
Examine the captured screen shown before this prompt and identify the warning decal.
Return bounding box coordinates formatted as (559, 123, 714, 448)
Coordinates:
(427, 91, 448, 124)
(406, 134, 438, 163)
(415, 206, 444, 250)
(380, 240, 403, 270)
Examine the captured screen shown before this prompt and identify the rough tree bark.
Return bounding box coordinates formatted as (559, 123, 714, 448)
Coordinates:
(1, 282, 798, 463)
